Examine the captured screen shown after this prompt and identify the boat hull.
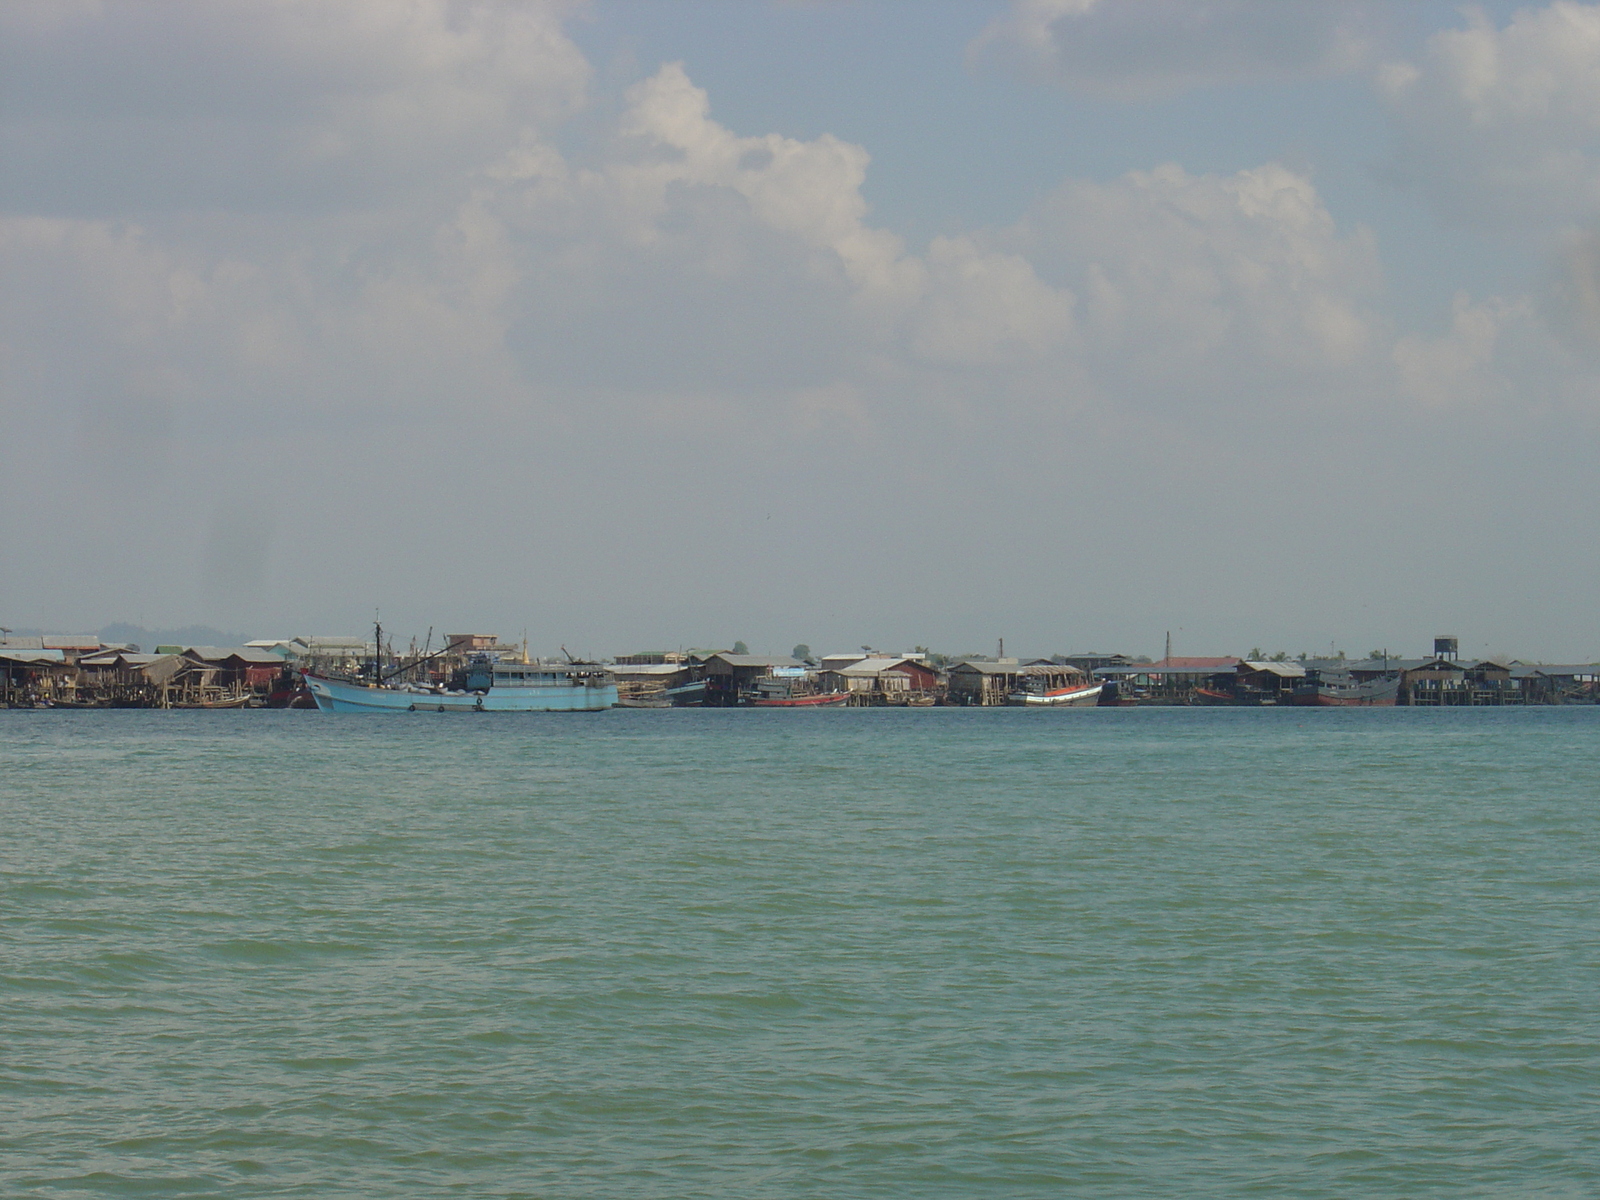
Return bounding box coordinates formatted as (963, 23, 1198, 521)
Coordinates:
(1296, 679, 1400, 707)
(1315, 691, 1398, 707)
(664, 680, 707, 707)
(1007, 684, 1104, 707)
(304, 672, 616, 713)
(749, 692, 850, 707)
(172, 696, 253, 709)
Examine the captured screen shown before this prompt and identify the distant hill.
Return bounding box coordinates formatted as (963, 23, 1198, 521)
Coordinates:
(99, 623, 249, 652)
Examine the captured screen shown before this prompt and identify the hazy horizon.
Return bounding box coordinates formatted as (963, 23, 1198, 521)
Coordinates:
(4, 1, 1598, 661)
(0, 620, 1567, 669)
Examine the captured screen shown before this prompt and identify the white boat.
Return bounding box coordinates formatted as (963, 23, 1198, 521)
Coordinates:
(1007, 682, 1103, 707)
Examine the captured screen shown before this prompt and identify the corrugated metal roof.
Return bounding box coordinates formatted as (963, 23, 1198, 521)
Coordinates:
(42, 635, 102, 650)
(951, 660, 1083, 676)
(79, 652, 166, 667)
(1096, 663, 1228, 676)
(836, 657, 926, 676)
(1240, 661, 1307, 677)
(182, 646, 284, 664)
(707, 654, 802, 668)
(0, 648, 65, 664)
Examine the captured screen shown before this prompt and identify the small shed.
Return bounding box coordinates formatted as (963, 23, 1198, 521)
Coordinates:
(182, 647, 286, 693)
(1, 648, 73, 705)
(828, 657, 940, 705)
(1094, 658, 1240, 704)
(1234, 660, 1307, 702)
(819, 652, 869, 673)
(947, 661, 1088, 706)
(1518, 664, 1600, 704)
(700, 654, 804, 706)
(1399, 657, 1464, 703)
(610, 661, 697, 706)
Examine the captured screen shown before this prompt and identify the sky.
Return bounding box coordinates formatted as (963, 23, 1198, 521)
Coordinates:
(3, 0, 1600, 661)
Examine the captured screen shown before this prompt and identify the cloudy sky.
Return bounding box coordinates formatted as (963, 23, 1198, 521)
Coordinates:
(4, 0, 1599, 660)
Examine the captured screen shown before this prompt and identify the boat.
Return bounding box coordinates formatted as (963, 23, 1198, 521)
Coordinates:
(1006, 682, 1104, 706)
(264, 681, 316, 708)
(171, 694, 254, 709)
(664, 679, 707, 706)
(1304, 677, 1399, 707)
(306, 664, 615, 713)
(304, 618, 616, 713)
(749, 691, 850, 707)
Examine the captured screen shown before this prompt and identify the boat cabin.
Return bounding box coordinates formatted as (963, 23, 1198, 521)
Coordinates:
(466, 659, 612, 690)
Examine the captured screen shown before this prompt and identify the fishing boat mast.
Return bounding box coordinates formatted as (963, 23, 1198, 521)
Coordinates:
(372, 613, 384, 685)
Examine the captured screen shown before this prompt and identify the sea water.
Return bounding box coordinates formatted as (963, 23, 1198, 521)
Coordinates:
(3, 707, 1597, 1198)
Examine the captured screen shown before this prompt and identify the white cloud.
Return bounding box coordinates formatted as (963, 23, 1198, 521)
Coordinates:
(8, 11, 1589, 650)
(910, 235, 1077, 365)
(1, 56, 1394, 478)
(608, 63, 919, 307)
(0, 0, 590, 214)
(1393, 292, 1527, 409)
(972, 0, 1382, 98)
(1379, 2, 1600, 229)
(483, 63, 1077, 375)
(1001, 162, 1384, 401)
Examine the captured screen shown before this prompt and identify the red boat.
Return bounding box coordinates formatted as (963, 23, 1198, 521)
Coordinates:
(750, 691, 851, 707)
(1313, 679, 1399, 706)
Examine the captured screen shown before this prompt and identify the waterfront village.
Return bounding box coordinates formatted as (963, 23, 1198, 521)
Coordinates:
(2, 628, 1598, 711)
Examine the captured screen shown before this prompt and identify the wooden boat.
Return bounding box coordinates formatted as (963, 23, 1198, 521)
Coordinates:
(1313, 678, 1399, 706)
(664, 679, 706, 706)
(749, 691, 850, 707)
(1006, 682, 1103, 707)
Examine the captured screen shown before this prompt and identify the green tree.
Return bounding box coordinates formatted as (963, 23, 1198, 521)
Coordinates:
(792, 644, 811, 661)
(732, 640, 749, 655)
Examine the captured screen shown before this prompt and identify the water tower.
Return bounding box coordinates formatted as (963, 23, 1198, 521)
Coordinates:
(1434, 635, 1459, 661)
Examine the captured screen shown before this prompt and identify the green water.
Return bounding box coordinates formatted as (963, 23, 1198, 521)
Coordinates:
(3, 707, 1598, 1197)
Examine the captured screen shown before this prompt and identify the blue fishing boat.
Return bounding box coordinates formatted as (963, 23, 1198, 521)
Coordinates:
(305, 623, 615, 713)
(305, 662, 616, 712)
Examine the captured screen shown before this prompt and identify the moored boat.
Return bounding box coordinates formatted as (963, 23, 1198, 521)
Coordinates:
(172, 694, 254, 709)
(749, 691, 850, 707)
(664, 679, 707, 707)
(1006, 682, 1104, 706)
(1312, 677, 1399, 706)
(305, 660, 615, 713)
